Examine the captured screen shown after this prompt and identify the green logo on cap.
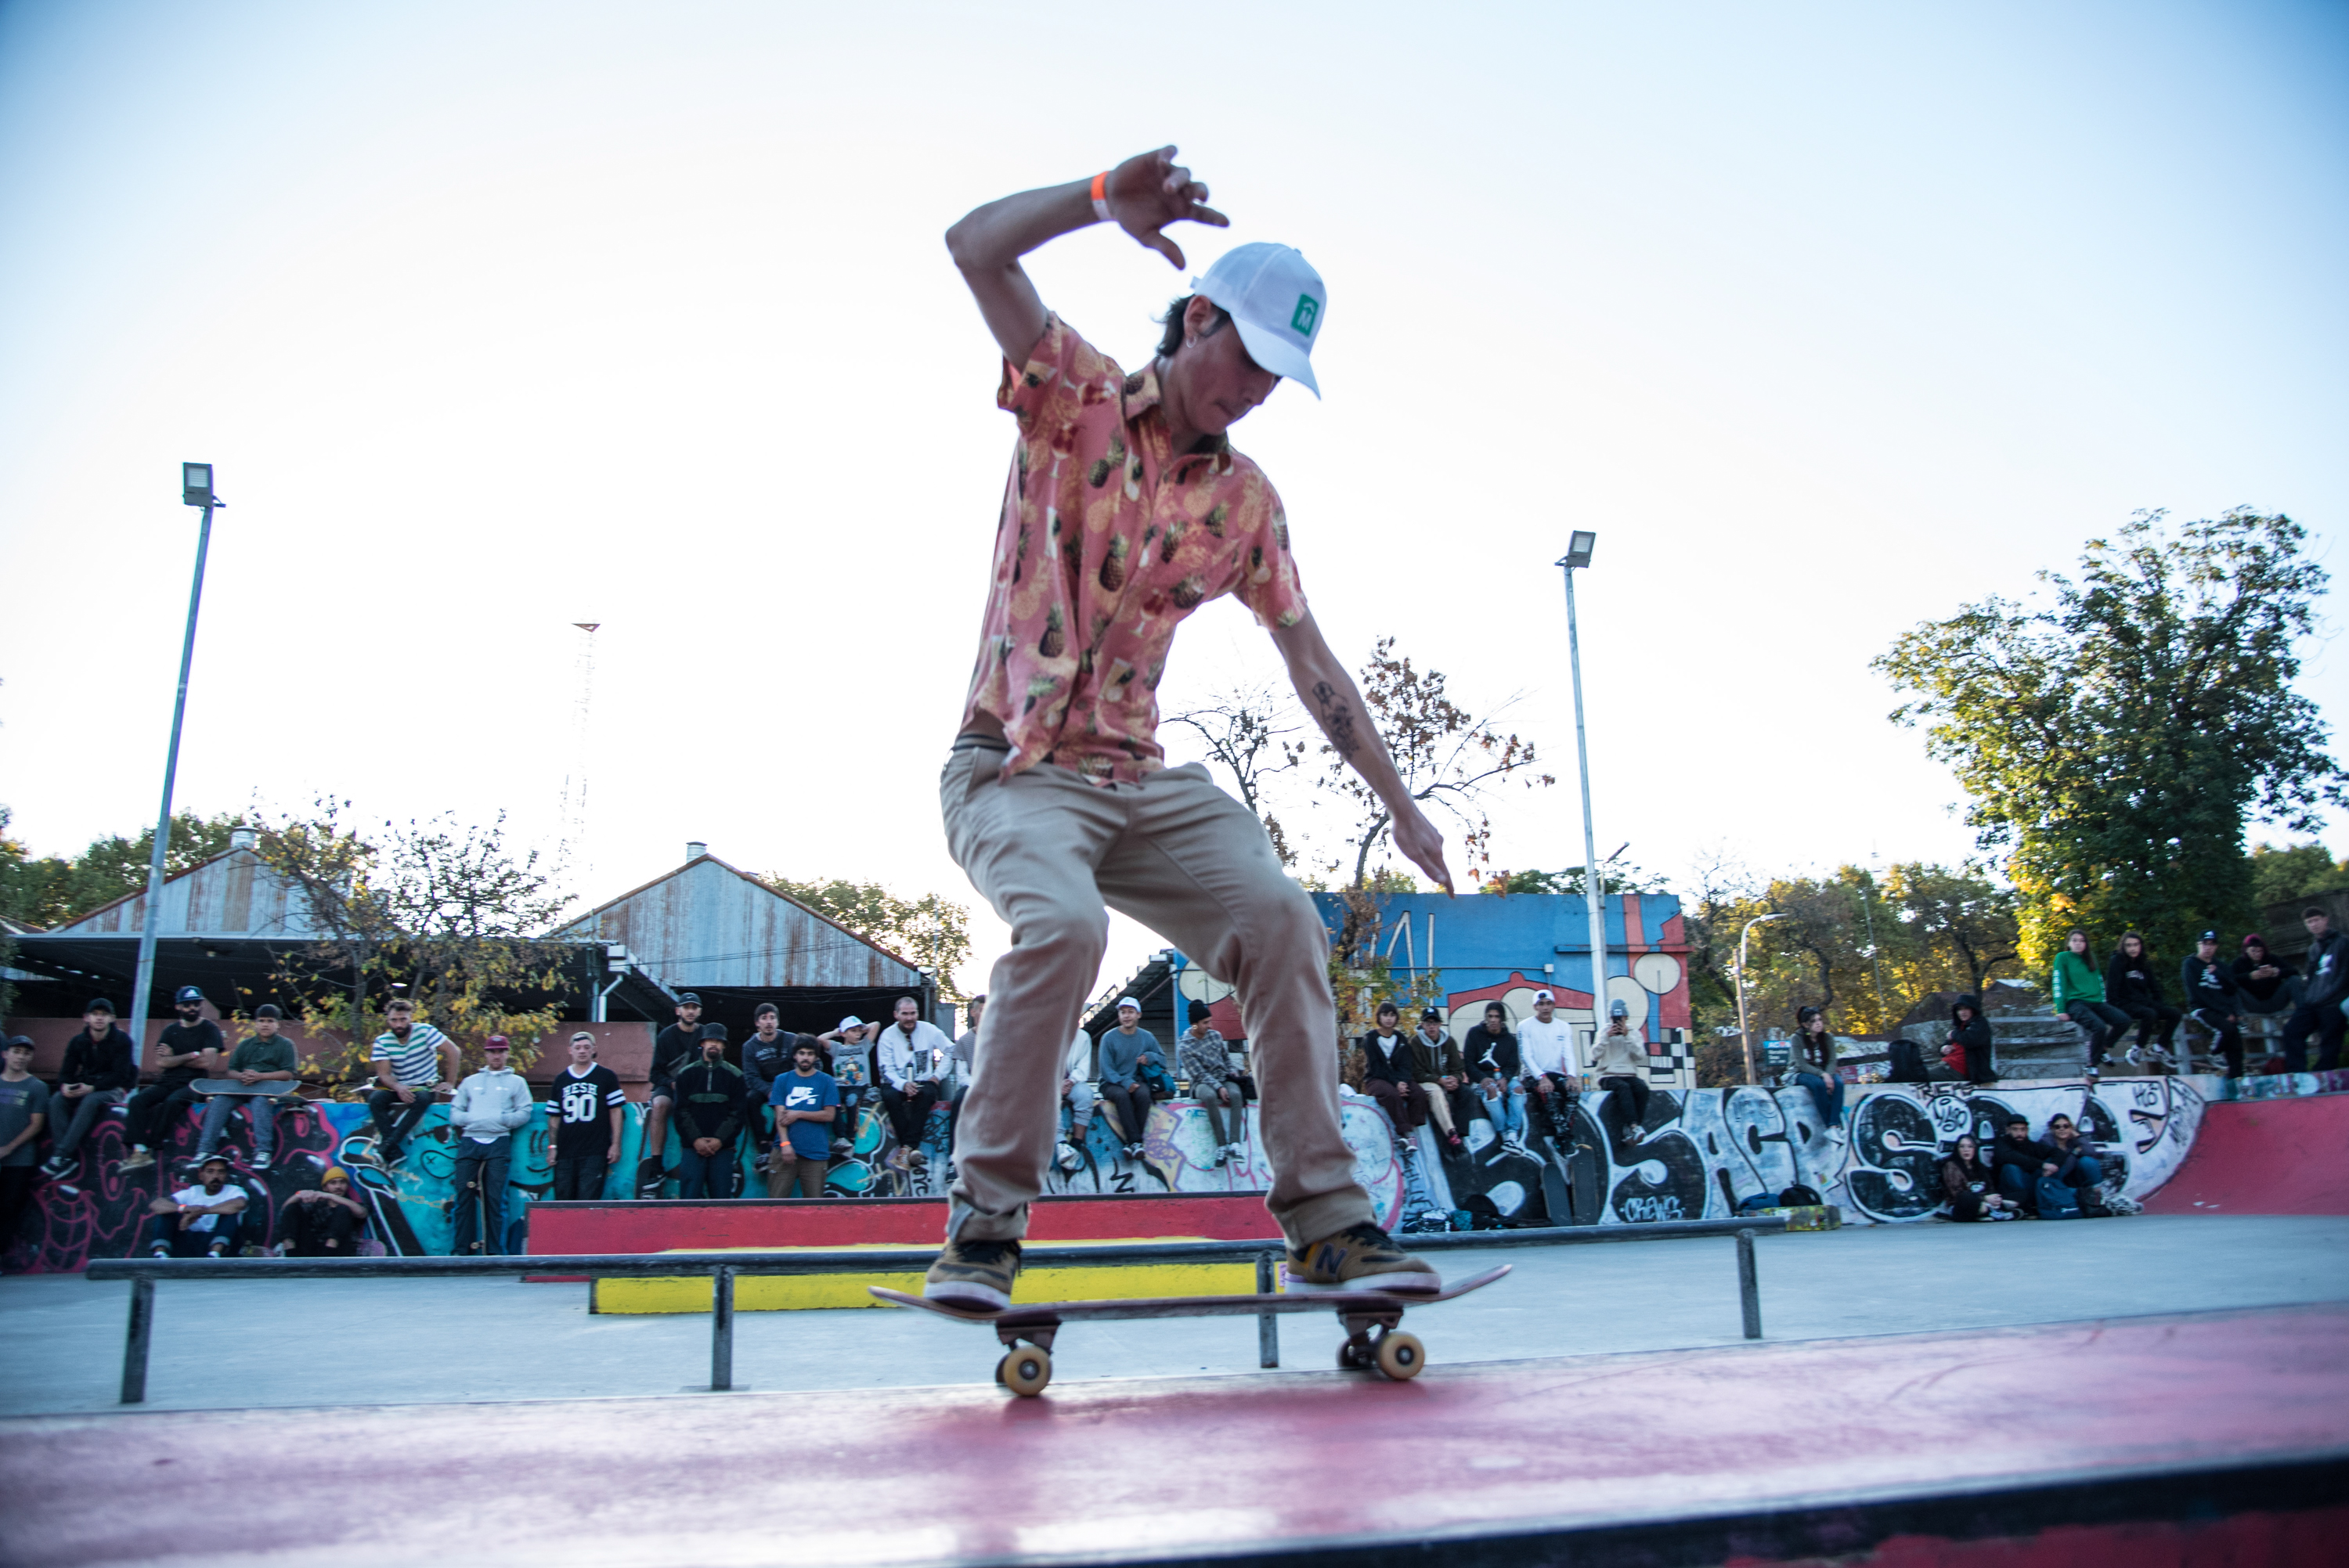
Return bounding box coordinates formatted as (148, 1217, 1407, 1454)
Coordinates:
(1290, 294, 1319, 335)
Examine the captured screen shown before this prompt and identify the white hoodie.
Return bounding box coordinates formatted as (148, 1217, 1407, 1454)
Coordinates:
(449, 1066, 536, 1144)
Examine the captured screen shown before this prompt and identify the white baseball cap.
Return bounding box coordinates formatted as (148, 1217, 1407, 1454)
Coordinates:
(1190, 243, 1326, 398)
(838, 1015, 864, 1032)
(1117, 997, 1142, 1012)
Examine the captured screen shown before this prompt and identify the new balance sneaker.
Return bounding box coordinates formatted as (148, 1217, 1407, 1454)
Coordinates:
(1285, 1223, 1442, 1296)
(252, 1151, 272, 1172)
(115, 1149, 155, 1173)
(924, 1235, 1023, 1310)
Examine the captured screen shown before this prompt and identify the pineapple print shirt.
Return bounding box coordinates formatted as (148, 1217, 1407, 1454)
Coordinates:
(962, 314, 1308, 787)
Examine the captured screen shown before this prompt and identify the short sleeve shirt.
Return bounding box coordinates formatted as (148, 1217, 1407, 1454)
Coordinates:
(770, 1071, 841, 1162)
(962, 315, 1309, 785)
(0, 1076, 51, 1166)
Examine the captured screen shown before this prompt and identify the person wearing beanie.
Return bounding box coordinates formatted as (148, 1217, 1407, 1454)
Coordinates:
(280, 1166, 368, 1256)
(41, 998, 138, 1181)
(446, 1036, 534, 1253)
(1590, 998, 1654, 1151)
(1178, 999, 1243, 1166)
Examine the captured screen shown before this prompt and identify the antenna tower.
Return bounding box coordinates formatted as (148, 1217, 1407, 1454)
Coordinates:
(560, 622, 601, 886)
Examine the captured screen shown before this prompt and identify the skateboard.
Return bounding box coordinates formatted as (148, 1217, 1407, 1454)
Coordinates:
(871, 1263, 1510, 1396)
(190, 1079, 298, 1097)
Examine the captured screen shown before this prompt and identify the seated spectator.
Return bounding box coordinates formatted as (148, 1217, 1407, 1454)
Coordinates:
(1178, 1000, 1243, 1166)
(2052, 929, 2131, 1074)
(2231, 934, 2299, 1018)
(280, 1166, 368, 1256)
(1463, 1001, 1528, 1152)
(2, 1036, 50, 1251)
(767, 1040, 839, 1199)
(195, 1004, 301, 1172)
(1517, 989, 1579, 1143)
(1788, 1006, 1847, 1134)
(2180, 932, 2245, 1077)
(2105, 932, 2181, 1067)
(817, 1016, 877, 1161)
(41, 998, 137, 1182)
(1095, 999, 1160, 1159)
(672, 1025, 749, 1199)
(546, 1031, 626, 1201)
(1357, 1004, 1424, 1149)
(447, 1035, 534, 1254)
(1939, 1134, 2019, 1222)
(1409, 1007, 1474, 1155)
(363, 1000, 459, 1169)
(1056, 1027, 1097, 1170)
(117, 986, 224, 1173)
(1943, 995, 1997, 1085)
(1590, 1000, 1653, 1151)
(944, 994, 984, 1162)
(2044, 1112, 2110, 1215)
(740, 1004, 793, 1174)
(875, 997, 952, 1172)
(143, 1155, 246, 1258)
(1990, 1116, 2059, 1215)
(2280, 907, 2347, 1073)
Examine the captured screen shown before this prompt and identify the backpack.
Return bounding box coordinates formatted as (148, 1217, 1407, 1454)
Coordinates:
(1779, 1184, 1824, 1208)
(2036, 1175, 2082, 1220)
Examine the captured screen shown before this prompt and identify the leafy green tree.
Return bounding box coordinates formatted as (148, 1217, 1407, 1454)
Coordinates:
(2249, 841, 2348, 908)
(1876, 510, 2344, 968)
(760, 875, 973, 1000)
(0, 807, 241, 929)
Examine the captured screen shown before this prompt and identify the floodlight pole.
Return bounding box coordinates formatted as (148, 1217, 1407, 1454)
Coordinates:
(1735, 913, 1789, 1086)
(1557, 538, 1607, 1063)
(125, 467, 222, 1057)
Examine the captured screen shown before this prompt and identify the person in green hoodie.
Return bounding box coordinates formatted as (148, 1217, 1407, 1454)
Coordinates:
(2053, 928, 2132, 1073)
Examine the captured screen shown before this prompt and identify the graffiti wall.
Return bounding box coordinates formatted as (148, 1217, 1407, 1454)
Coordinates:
(0, 1076, 2222, 1272)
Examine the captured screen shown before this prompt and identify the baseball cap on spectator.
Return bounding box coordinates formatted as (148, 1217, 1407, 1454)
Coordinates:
(2199, 930, 2219, 943)
(677, 992, 702, 1005)
(1533, 989, 1554, 1003)
(175, 986, 205, 1004)
(1189, 242, 1327, 397)
(839, 1015, 864, 1032)
(1117, 997, 1141, 1011)
(483, 1035, 511, 1051)
(1188, 1000, 1213, 1025)
(4, 1036, 32, 1052)
(699, 1022, 729, 1042)
(87, 998, 115, 1015)
(1420, 1007, 1443, 1022)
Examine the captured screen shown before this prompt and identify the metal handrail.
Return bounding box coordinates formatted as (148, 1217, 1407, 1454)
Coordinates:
(88, 1216, 1785, 1403)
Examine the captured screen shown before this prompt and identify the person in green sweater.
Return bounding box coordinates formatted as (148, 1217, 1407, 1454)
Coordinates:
(194, 1004, 302, 1172)
(2053, 928, 2133, 1073)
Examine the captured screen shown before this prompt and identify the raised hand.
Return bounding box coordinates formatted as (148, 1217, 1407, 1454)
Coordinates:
(1103, 146, 1229, 269)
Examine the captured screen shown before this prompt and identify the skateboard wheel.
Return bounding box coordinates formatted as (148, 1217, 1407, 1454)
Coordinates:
(1373, 1331, 1424, 1381)
(998, 1346, 1052, 1397)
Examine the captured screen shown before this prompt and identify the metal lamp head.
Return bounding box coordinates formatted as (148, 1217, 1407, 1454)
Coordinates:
(181, 463, 214, 508)
(1559, 531, 1597, 571)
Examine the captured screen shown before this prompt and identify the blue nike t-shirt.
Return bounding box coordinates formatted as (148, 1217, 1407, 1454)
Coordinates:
(769, 1070, 840, 1161)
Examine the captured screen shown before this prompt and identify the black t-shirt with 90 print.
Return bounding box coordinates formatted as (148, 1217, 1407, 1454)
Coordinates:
(547, 1065, 626, 1160)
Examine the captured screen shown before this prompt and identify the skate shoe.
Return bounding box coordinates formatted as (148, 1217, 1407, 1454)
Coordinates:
(924, 1235, 1022, 1310)
(1285, 1223, 1441, 1296)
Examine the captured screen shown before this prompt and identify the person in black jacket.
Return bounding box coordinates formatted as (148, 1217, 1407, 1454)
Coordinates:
(1462, 1001, 1527, 1149)
(2280, 908, 2347, 1072)
(1990, 1116, 2060, 1214)
(41, 998, 139, 1181)
(2179, 932, 2244, 1077)
(1356, 1003, 1423, 1149)
(1408, 1007, 1474, 1154)
(636, 993, 705, 1199)
(1943, 995, 1996, 1084)
(1939, 1135, 2019, 1222)
(2230, 935, 2297, 1017)
(2103, 932, 2181, 1067)
(670, 1025, 749, 1199)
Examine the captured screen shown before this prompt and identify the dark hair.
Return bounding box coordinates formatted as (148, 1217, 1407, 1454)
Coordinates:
(1156, 295, 1232, 359)
(2065, 928, 2095, 965)
(755, 1003, 778, 1018)
(2306, 907, 2329, 920)
(254, 1004, 283, 1020)
(1375, 1000, 1400, 1018)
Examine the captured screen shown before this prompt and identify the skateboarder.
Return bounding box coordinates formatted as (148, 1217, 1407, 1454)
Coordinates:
(925, 145, 1449, 1307)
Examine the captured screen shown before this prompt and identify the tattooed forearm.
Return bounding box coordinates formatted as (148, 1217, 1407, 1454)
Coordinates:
(1312, 680, 1362, 759)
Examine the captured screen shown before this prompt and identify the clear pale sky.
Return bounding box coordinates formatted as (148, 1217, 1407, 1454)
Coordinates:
(2, 1, 2342, 1002)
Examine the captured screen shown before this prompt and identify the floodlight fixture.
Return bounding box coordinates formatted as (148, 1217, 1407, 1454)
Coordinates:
(1559, 531, 1597, 571)
(182, 463, 215, 508)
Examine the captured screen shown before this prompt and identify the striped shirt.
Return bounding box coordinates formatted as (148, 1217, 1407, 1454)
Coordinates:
(371, 1022, 449, 1089)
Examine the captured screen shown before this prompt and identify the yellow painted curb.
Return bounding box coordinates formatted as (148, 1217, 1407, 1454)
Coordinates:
(590, 1238, 1264, 1314)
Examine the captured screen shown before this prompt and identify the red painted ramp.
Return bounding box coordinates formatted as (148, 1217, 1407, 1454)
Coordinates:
(2145, 1094, 2349, 1216)
(5, 1305, 2344, 1567)
(526, 1191, 1279, 1256)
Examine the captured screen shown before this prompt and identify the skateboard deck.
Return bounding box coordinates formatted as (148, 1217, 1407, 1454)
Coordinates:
(190, 1080, 298, 1097)
(872, 1264, 1509, 1395)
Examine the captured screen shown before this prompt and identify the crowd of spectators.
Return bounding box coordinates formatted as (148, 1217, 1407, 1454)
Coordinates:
(2052, 909, 2346, 1076)
(1354, 987, 1613, 1161)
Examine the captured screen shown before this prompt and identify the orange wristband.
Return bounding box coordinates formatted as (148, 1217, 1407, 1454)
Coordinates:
(1090, 170, 1113, 224)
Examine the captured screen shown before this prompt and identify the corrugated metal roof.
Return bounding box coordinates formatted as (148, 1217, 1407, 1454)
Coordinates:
(50, 847, 327, 939)
(550, 852, 923, 991)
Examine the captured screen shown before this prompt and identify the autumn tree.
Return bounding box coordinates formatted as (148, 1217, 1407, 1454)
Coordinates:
(759, 875, 974, 1000)
(256, 801, 571, 1088)
(1877, 510, 2344, 966)
(1166, 679, 1307, 866)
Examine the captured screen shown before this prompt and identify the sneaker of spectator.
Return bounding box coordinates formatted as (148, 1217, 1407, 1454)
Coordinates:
(43, 999, 137, 1182)
(143, 1155, 247, 1257)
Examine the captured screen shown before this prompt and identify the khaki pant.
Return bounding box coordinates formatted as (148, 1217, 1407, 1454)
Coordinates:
(940, 746, 1371, 1248)
(767, 1155, 828, 1199)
